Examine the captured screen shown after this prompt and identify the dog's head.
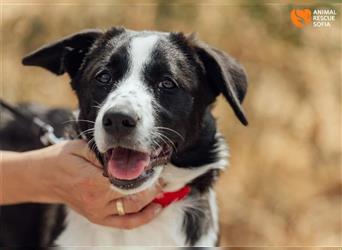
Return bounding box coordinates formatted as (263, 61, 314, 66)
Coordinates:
(23, 27, 248, 194)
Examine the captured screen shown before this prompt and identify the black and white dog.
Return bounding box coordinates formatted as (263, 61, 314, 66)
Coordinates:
(0, 27, 248, 247)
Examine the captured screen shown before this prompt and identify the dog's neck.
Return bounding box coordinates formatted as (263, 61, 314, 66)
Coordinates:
(162, 111, 227, 194)
(171, 111, 219, 168)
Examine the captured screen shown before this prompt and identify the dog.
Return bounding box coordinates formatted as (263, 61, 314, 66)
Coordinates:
(0, 27, 248, 247)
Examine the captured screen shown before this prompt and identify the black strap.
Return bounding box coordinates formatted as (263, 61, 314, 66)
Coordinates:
(0, 99, 64, 145)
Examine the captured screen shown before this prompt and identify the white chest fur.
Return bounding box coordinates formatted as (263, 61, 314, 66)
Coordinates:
(55, 190, 218, 247)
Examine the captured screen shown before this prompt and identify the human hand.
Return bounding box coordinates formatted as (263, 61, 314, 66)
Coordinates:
(7, 140, 163, 229)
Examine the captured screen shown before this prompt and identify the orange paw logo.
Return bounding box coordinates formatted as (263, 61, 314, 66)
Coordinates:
(291, 9, 312, 28)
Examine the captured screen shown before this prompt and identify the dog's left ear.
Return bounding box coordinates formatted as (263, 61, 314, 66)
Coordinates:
(22, 29, 103, 78)
(191, 37, 248, 126)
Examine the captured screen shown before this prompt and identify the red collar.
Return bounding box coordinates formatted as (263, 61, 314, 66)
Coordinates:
(153, 186, 191, 207)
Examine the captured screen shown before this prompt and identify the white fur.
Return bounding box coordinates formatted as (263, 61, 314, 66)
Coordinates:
(94, 35, 159, 154)
(161, 135, 228, 192)
(94, 35, 161, 194)
(94, 35, 162, 195)
(194, 189, 219, 246)
(67, 34, 228, 246)
(56, 189, 218, 247)
(56, 136, 227, 247)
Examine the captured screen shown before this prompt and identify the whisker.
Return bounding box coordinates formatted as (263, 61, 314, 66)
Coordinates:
(155, 127, 184, 141)
(153, 130, 176, 147)
(78, 128, 95, 138)
(152, 131, 177, 153)
(87, 138, 97, 153)
(151, 132, 167, 148)
(150, 137, 163, 151)
(159, 134, 177, 152)
(63, 119, 95, 125)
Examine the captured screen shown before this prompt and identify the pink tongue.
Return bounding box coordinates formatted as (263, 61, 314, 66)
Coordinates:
(107, 147, 150, 180)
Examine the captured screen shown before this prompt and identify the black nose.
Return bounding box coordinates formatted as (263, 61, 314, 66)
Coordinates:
(102, 109, 138, 136)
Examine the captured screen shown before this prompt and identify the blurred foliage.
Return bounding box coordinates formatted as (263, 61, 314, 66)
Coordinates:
(246, 4, 304, 46)
(156, 0, 199, 29)
(1, 0, 341, 247)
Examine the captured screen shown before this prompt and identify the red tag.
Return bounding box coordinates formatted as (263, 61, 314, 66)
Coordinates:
(153, 186, 191, 207)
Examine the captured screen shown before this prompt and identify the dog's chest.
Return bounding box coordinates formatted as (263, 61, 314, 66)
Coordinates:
(55, 200, 187, 246)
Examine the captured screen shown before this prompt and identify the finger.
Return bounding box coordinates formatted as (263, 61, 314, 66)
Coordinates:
(77, 168, 115, 197)
(104, 184, 163, 215)
(102, 203, 162, 229)
(70, 140, 102, 168)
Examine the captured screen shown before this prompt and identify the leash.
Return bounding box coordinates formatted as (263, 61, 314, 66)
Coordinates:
(0, 99, 65, 146)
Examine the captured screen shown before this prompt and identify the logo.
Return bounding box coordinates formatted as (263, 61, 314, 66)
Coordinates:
(290, 9, 312, 28)
(290, 8, 337, 28)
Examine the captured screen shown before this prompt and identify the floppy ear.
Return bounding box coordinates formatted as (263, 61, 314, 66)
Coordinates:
(22, 29, 103, 78)
(192, 39, 248, 126)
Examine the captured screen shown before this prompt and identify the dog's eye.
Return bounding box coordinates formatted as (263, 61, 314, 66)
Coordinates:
(95, 72, 112, 84)
(158, 79, 177, 89)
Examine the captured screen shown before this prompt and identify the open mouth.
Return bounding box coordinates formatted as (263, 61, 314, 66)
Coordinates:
(104, 144, 172, 189)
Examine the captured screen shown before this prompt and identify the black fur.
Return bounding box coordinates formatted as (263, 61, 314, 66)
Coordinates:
(182, 190, 212, 245)
(1, 27, 248, 246)
(22, 29, 102, 77)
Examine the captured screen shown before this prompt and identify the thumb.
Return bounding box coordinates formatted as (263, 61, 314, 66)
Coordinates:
(71, 140, 102, 168)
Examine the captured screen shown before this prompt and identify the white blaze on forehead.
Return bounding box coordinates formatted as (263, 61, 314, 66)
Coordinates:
(128, 35, 159, 79)
(94, 35, 160, 153)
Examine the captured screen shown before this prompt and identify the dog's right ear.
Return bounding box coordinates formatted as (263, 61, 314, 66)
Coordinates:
(22, 29, 103, 78)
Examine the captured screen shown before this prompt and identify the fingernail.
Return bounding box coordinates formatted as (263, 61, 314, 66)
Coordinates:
(154, 204, 162, 215)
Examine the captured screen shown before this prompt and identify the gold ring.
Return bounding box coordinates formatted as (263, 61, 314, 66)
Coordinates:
(116, 199, 125, 216)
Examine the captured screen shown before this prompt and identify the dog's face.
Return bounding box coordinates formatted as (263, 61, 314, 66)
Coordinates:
(23, 27, 248, 194)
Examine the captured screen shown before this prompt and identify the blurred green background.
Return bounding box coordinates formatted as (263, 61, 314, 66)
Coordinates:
(1, 0, 341, 246)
